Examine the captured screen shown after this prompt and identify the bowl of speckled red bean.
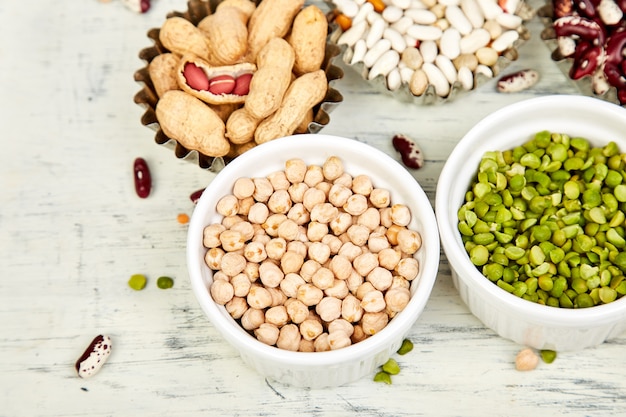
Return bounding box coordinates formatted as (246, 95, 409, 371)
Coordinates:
(186, 134, 440, 388)
(437, 95, 626, 353)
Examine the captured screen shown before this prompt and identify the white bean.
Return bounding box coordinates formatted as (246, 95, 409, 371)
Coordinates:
(369, 49, 400, 79)
(476, 0, 503, 19)
(435, 54, 457, 84)
(422, 62, 450, 96)
(419, 40, 438, 63)
(366, 9, 383, 25)
(475, 63, 493, 78)
(337, 19, 368, 46)
(400, 66, 415, 83)
(491, 29, 519, 52)
(353, 1, 374, 23)
(366, 17, 386, 48)
(406, 24, 442, 41)
(495, 12, 523, 29)
(382, 5, 404, 23)
(459, 28, 491, 54)
(438, 0, 461, 5)
(445, 5, 472, 35)
(439, 27, 461, 59)
(387, 68, 402, 90)
(337, 0, 360, 18)
(460, 0, 485, 28)
(350, 39, 368, 64)
(391, 16, 414, 33)
(404, 8, 437, 24)
(391, 0, 412, 8)
(457, 65, 474, 90)
(384, 27, 407, 52)
(363, 38, 392, 67)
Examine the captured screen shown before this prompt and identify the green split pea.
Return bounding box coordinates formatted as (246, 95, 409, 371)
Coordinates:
(458, 130, 626, 308)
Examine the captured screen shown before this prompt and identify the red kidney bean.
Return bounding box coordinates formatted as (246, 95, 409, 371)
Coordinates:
(190, 188, 205, 204)
(392, 134, 424, 169)
(133, 157, 152, 198)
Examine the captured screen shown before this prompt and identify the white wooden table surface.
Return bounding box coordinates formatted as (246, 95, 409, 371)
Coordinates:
(3, 0, 626, 416)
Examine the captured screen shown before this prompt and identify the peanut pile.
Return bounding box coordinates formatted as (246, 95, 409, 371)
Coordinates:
(204, 156, 424, 352)
(150, 0, 329, 159)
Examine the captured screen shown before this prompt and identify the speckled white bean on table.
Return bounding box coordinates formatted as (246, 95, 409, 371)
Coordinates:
(2, 0, 626, 416)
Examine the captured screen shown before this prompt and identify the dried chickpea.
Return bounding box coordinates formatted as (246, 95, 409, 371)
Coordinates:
(333, 172, 353, 187)
(216, 195, 240, 217)
(324, 279, 349, 299)
(276, 218, 299, 241)
(255, 323, 280, 346)
(314, 332, 331, 352)
(205, 247, 225, 270)
(220, 252, 247, 276)
(316, 296, 342, 322)
(316, 182, 331, 196)
(258, 260, 284, 288)
(351, 324, 368, 343)
(225, 296, 248, 319)
(230, 221, 255, 241)
(265, 305, 289, 327)
(361, 290, 386, 313)
(341, 294, 364, 322)
(267, 171, 290, 191)
(237, 196, 255, 216)
(299, 339, 315, 352)
(351, 174, 373, 196)
(329, 331, 352, 350)
(347, 224, 370, 246)
(343, 194, 368, 216)
(300, 318, 324, 341)
(252, 177, 274, 202)
(231, 273, 252, 297)
(281, 251, 304, 274)
(380, 207, 393, 228)
(276, 324, 301, 352)
(244, 241, 267, 263)
(396, 257, 420, 281)
(356, 281, 377, 301)
(353, 252, 379, 276)
(213, 271, 230, 282)
(328, 254, 352, 280)
(241, 307, 265, 331)
(311, 267, 335, 290)
(385, 287, 411, 312)
(361, 312, 389, 335)
(338, 241, 362, 262)
(267, 189, 292, 214)
(328, 318, 354, 337)
(285, 158, 307, 183)
(357, 207, 381, 231)
(297, 283, 324, 306)
(390, 204, 412, 227)
(308, 241, 331, 264)
(302, 187, 326, 211)
(390, 276, 410, 290)
(247, 202, 270, 224)
(287, 203, 310, 225)
(262, 213, 287, 237)
(244, 261, 260, 282)
(321, 234, 342, 254)
(303, 165, 324, 187)
(222, 215, 244, 229)
(210, 279, 234, 305)
(300, 259, 321, 282)
(370, 188, 391, 208)
(264, 237, 286, 261)
(386, 224, 403, 246)
(322, 156, 344, 181)
(280, 273, 305, 298)
(310, 202, 339, 223)
(328, 183, 352, 207)
(268, 287, 287, 307)
(233, 177, 255, 199)
(306, 221, 329, 242)
(288, 183, 309, 203)
(367, 267, 393, 291)
(330, 212, 353, 235)
(203, 224, 226, 248)
(247, 284, 273, 310)
(378, 248, 402, 270)
(287, 240, 308, 258)
(397, 229, 422, 255)
(368, 232, 391, 253)
(516, 348, 539, 371)
(219, 229, 246, 252)
(285, 298, 309, 323)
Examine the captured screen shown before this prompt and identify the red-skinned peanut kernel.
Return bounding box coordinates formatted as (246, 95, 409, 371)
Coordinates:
(133, 157, 151, 198)
(208, 75, 236, 95)
(392, 134, 424, 169)
(183, 63, 210, 91)
(233, 73, 253, 96)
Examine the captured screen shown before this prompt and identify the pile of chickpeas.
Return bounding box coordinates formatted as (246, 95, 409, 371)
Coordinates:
(205, 155, 423, 352)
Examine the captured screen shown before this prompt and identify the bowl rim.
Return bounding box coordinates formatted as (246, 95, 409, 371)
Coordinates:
(436, 94, 626, 327)
(187, 133, 440, 366)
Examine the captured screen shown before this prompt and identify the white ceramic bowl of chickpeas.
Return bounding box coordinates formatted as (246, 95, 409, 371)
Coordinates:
(436, 95, 626, 352)
(187, 134, 439, 388)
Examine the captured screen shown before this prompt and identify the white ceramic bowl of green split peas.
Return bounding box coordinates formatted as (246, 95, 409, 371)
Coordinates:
(437, 95, 626, 352)
(187, 134, 440, 388)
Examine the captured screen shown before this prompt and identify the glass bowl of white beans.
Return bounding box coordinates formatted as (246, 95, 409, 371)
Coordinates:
(187, 134, 440, 388)
(326, 0, 532, 104)
(437, 95, 626, 352)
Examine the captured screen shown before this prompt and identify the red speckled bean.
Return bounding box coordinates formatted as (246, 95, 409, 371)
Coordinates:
(392, 133, 424, 169)
(190, 188, 205, 204)
(497, 69, 539, 92)
(134, 157, 151, 198)
(75, 335, 112, 378)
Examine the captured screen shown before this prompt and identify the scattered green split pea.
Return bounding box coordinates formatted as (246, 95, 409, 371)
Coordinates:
(373, 339, 412, 384)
